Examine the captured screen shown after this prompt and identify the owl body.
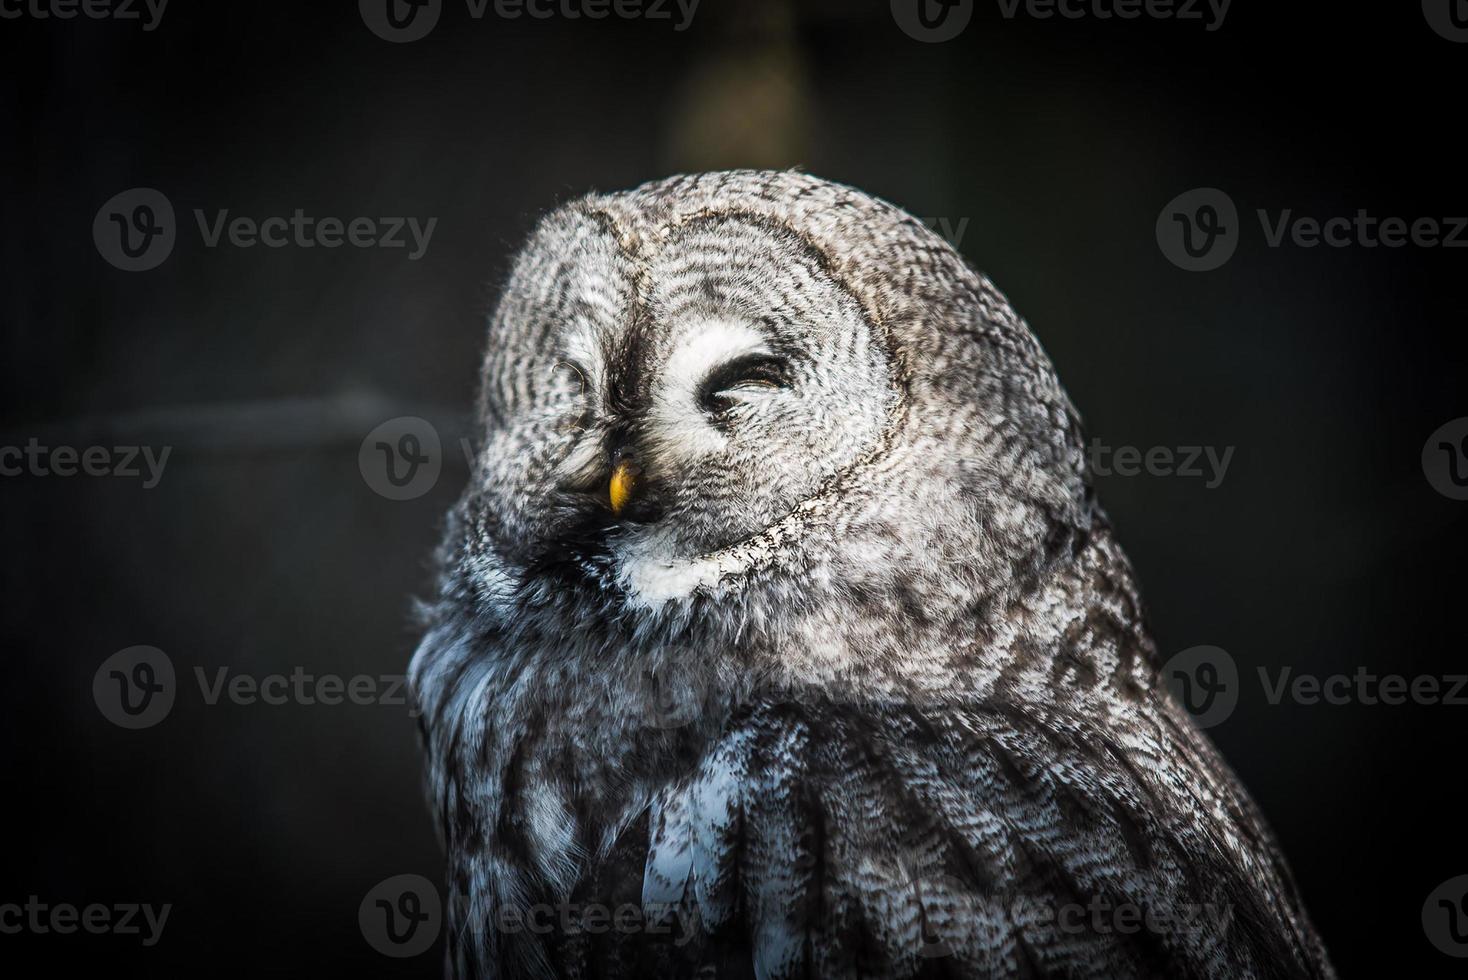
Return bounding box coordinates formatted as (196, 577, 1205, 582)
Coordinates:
(410, 171, 1333, 978)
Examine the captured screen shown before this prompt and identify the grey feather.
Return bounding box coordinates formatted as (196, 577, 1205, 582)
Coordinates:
(409, 170, 1334, 979)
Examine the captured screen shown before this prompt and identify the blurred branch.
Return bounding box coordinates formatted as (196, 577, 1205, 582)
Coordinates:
(1, 391, 472, 461)
(663, 0, 817, 172)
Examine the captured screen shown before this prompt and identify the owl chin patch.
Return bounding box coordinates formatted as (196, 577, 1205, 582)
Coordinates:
(612, 545, 734, 609)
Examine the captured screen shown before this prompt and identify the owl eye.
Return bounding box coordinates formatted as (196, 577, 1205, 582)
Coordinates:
(698, 354, 790, 415)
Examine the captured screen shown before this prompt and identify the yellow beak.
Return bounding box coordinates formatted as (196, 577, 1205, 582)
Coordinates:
(609, 459, 637, 516)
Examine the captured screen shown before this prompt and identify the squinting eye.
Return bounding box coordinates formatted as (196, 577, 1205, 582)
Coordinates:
(698, 354, 790, 414)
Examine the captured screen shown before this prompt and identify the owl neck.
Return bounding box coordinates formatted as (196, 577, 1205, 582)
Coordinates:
(409, 519, 1156, 916)
(420, 513, 1153, 747)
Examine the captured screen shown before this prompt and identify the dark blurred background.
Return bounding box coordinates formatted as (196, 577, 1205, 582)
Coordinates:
(2, 1, 1465, 975)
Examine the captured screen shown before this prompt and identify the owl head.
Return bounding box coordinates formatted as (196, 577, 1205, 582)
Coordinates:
(444, 171, 1093, 645)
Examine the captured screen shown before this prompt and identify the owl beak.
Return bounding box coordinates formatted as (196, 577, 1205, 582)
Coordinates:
(609, 457, 639, 517)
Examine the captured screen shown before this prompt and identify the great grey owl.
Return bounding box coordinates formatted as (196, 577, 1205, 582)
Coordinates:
(409, 170, 1333, 979)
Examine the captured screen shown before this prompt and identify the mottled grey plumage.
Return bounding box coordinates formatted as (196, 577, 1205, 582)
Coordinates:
(409, 170, 1333, 979)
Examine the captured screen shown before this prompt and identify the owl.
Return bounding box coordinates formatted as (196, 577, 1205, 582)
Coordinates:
(409, 171, 1334, 979)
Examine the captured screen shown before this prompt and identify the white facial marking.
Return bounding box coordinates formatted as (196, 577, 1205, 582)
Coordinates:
(613, 532, 736, 608)
(660, 318, 769, 399)
(645, 318, 770, 456)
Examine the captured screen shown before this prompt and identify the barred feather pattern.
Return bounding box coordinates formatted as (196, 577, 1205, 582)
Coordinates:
(409, 171, 1334, 979)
